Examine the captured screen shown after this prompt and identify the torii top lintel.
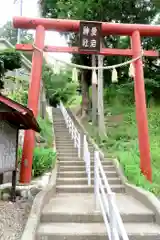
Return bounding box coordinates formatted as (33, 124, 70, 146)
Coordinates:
(13, 16, 160, 37)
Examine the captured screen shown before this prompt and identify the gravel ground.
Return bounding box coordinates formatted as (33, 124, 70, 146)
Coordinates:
(0, 199, 33, 240)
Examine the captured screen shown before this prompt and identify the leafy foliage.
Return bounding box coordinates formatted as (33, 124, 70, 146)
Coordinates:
(18, 147, 56, 177)
(18, 109, 55, 177)
(32, 148, 56, 177)
(5, 75, 28, 105)
(0, 21, 34, 62)
(37, 116, 53, 148)
(81, 100, 160, 196)
(0, 49, 22, 89)
(40, 0, 160, 105)
(42, 64, 78, 106)
(0, 49, 21, 71)
(0, 21, 33, 46)
(152, 0, 160, 9)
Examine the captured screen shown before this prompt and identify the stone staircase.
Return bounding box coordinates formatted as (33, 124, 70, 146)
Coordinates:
(36, 107, 160, 240)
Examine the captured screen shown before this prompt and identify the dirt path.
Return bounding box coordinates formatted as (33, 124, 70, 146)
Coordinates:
(0, 199, 32, 240)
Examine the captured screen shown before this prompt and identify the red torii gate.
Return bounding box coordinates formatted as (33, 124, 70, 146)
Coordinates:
(13, 16, 160, 184)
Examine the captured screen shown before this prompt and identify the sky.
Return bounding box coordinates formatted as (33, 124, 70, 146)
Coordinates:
(0, 0, 71, 63)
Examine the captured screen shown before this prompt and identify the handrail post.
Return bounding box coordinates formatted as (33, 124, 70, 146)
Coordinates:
(94, 151, 99, 210)
(83, 135, 86, 160)
(108, 193, 119, 240)
(88, 151, 91, 185)
(78, 132, 81, 158)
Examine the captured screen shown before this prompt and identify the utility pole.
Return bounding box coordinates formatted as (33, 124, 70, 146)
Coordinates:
(14, 0, 23, 43)
(14, 0, 23, 79)
(37, 0, 47, 118)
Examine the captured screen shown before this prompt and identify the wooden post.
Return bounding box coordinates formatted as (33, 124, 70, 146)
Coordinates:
(92, 55, 97, 125)
(98, 41, 106, 137)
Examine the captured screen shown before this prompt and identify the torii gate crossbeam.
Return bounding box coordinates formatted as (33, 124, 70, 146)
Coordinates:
(13, 16, 160, 184)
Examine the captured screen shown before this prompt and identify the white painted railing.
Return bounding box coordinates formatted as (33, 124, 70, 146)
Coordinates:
(59, 102, 128, 240)
(59, 101, 81, 158)
(83, 135, 91, 185)
(94, 151, 129, 240)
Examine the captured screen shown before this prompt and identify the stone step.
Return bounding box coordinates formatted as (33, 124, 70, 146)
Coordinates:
(54, 130, 70, 133)
(56, 147, 77, 152)
(56, 184, 125, 193)
(53, 123, 66, 126)
(53, 119, 65, 122)
(54, 127, 67, 130)
(55, 142, 81, 146)
(56, 142, 76, 146)
(56, 156, 81, 161)
(37, 222, 160, 240)
(55, 138, 73, 142)
(58, 160, 114, 166)
(53, 116, 64, 118)
(55, 140, 74, 144)
(55, 137, 73, 140)
(41, 194, 154, 224)
(55, 134, 72, 138)
(57, 177, 122, 185)
(53, 121, 66, 124)
(57, 152, 78, 157)
(55, 137, 72, 140)
(57, 145, 77, 151)
(56, 146, 79, 151)
(56, 145, 94, 151)
(53, 122, 66, 125)
(58, 171, 118, 178)
(54, 132, 70, 135)
(59, 165, 116, 172)
(57, 155, 109, 161)
(57, 152, 79, 157)
(53, 124, 68, 127)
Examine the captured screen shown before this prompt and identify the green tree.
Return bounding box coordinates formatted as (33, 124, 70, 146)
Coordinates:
(42, 64, 77, 107)
(0, 21, 33, 46)
(40, 0, 158, 100)
(0, 49, 21, 89)
(0, 21, 34, 62)
(152, 0, 160, 9)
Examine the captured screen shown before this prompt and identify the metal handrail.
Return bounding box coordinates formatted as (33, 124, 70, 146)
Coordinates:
(59, 102, 128, 240)
(94, 151, 129, 240)
(59, 102, 81, 158)
(83, 135, 91, 185)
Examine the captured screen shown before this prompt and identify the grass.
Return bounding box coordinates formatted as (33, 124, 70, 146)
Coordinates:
(18, 115, 55, 178)
(37, 115, 53, 148)
(18, 147, 56, 177)
(81, 102, 160, 196)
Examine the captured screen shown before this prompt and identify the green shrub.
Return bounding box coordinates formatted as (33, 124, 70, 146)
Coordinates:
(18, 147, 56, 177)
(82, 104, 160, 196)
(104, 78, 160, 107)
(32, 148, 56, 177)
(37, 116, 53, 148)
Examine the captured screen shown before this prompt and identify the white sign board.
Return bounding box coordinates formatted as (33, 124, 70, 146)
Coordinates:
(0, 121, 17, 173)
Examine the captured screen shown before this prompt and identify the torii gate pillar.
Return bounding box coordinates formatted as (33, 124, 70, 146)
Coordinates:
(131, 31, 151, 181)
(20, 25, 45, 183)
